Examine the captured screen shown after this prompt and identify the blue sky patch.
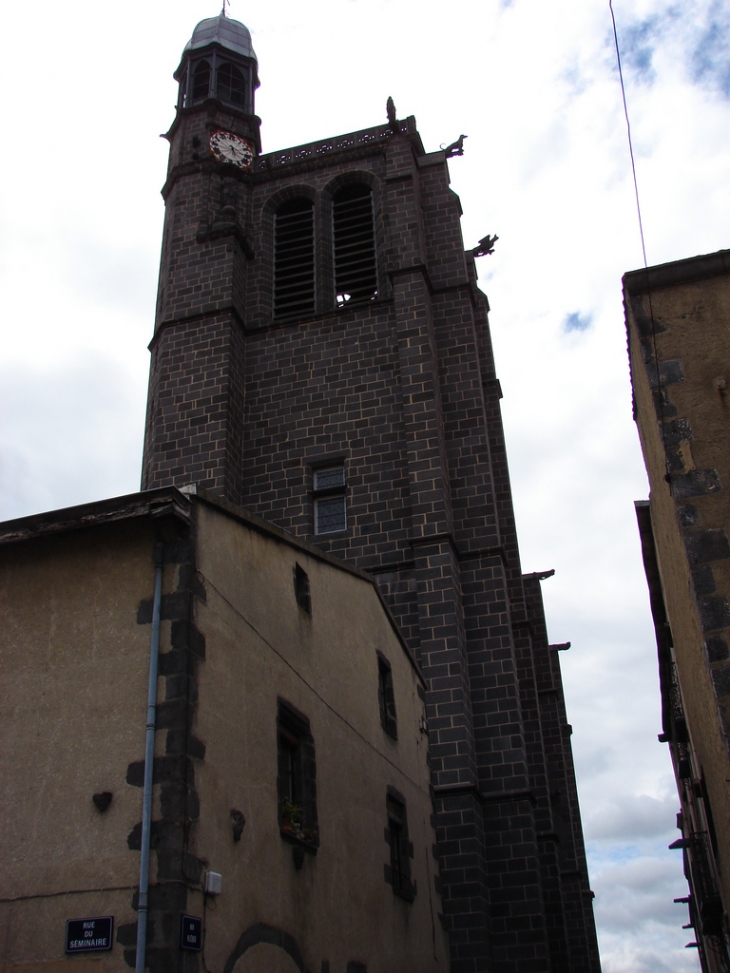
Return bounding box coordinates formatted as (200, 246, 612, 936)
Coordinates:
(564, 311, 593, 333)
(620, 17, 661, 84)
(691, 1, 730, 97)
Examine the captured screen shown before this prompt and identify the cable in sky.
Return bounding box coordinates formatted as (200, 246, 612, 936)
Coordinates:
(609, 0, 648, 269)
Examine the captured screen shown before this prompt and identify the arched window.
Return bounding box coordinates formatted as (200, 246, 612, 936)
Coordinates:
(332, 184, 377, 307)
(178, 70, 188, 108)
(216, 63, 246, 108)
(192, 61, 211, 104)
(274, 199, 315, 318)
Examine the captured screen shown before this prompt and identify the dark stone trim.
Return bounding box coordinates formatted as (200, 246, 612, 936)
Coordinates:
(244, 297, 396, 336)
(196, 220, 255, 259)
(685, 529, 730, 565)
(457, 545, 507, 566)
(647, 359, 684, 389)
(368, 559, 416, 576)
(670, 469, 722, 500)
(223, 923, 307, 973)
(433, 782, 537, 807)
(150, 305, 244, 351)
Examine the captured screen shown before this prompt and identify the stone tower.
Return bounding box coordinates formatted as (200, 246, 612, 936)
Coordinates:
(142, 14, 601, 973)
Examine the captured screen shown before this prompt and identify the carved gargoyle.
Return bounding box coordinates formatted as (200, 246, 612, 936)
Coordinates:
(470, 234, 499, 258)
(443, 134, 467, 158)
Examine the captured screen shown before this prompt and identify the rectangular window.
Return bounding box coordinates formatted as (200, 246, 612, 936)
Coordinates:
(277, 700, 319, 849)
(313, 466, 347, 535)
(377, 653, 397, 739)
(385, 791, 414, 900)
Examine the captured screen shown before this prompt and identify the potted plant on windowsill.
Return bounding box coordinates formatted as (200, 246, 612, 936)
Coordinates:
(280, 799, 303, 835)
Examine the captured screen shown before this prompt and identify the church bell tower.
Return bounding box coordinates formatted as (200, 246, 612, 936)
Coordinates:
(141, 14, 601, 973)
(142, 13, 260, 502)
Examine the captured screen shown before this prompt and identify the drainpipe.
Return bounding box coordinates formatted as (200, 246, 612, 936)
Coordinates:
(135, 541, 164, 973)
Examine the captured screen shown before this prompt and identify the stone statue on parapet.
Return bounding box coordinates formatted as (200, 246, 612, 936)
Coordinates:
(386, 97, 399, 132)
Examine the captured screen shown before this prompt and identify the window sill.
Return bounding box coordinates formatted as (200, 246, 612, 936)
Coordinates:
(280, 827, 318, 855)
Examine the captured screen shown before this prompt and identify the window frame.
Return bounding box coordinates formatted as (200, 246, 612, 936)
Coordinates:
(277, 699, 319, 852)
(312, 465, 347, 536)
(377, 652, 397, 739)
(216, 62, 246, 108)
(273, 197, 316, 320)
(332, 183, 378, 308)
(294, 563, 311, 614)
(191, 59, 211, 105)
(384, 788, 415, 901)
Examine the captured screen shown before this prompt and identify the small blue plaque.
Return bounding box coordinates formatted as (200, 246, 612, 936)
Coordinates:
(180, 914, 203, 951)
(66, 916, 113, 953)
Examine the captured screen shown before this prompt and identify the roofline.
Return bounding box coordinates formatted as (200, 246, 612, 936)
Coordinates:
(0, 487, 192, 545)
(255, 116, 426, 173)
(623, 248, 730, 295)
(0, 486, 425, 686)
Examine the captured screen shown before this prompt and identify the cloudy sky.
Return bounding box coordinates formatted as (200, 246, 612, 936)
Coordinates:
(2, 0, 729, 969)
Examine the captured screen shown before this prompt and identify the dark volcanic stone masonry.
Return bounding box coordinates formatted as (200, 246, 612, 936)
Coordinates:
(142, 25, 600, 971)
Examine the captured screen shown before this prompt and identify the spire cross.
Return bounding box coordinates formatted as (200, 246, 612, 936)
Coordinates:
(221, 0, 229, 16)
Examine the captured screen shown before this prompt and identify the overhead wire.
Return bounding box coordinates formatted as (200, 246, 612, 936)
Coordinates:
(609, 0, 671, 486)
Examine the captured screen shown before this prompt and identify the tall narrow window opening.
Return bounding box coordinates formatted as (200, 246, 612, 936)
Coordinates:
(377, 654, 397, 739)
(216, 63, 246, 107)
(277, 700, 319, 848)
(294, 563, 311, 614)
(313, 466, 346, 535)
(192, 61, 211, 103)
(385, 791, 414, 900)
(332, 184, 377, 307)
(274, 199, 315, 318)
(178, 70, 189, 108)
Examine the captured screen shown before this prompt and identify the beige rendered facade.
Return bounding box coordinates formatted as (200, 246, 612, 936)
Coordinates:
(0, 487, 448, 973)
(625, 249, 730, 972)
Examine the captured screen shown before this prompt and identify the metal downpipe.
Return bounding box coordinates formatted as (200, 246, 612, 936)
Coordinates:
(135, 542, 164, 973)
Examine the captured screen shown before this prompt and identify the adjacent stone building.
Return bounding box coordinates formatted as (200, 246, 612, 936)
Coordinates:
(626, 249, 730, 972)
(139, 13, 599, 973)
(0, 487, 447, 973)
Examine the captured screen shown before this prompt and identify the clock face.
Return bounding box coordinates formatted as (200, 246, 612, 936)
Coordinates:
(209, 131, 254, 170)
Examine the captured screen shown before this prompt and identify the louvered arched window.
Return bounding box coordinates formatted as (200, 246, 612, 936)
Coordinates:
(192, 61, 211, 104)
(332, 184, 377, 307)
(217, 63, 246, 108)
(274, 199, 315, 318)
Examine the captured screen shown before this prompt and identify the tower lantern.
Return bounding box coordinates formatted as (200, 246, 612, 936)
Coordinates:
(174, 15, 260, 119)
